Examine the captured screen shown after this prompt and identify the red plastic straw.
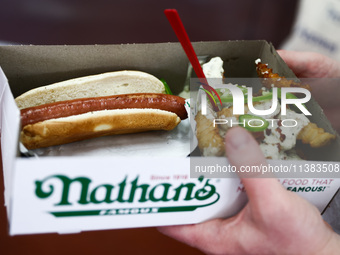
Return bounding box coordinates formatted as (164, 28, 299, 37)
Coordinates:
(164, 9, 222, 111)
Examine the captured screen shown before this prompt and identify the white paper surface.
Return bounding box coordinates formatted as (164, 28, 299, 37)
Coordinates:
(10, 157, 247, 235)
(0, 67, 20, 212)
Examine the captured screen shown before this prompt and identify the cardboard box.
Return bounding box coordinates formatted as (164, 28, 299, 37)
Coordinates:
(0, 41, 339, 235)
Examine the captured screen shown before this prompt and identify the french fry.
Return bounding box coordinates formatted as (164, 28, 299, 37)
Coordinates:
(195, 112, 225, 156)
(297, 123, 336, 148)
(256, 62, 311, 90)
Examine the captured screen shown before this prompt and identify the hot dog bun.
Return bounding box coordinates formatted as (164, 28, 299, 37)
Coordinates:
(16, 70, 166, 109)
(17, 70, 184, 150)
(21, 108, 180, 149)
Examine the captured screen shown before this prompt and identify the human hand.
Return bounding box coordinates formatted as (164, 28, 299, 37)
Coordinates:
(277, 50, 340, 78)
(277, 50, 340, 133)
(159, 127, 340, 254)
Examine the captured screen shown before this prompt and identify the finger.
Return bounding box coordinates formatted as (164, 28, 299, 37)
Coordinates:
(277, 49, 340, 78)
(158, 218, 234, 253)
(277, 50, 313, 77)
(225, 126, 270, 177)
(224, 127, 284, 205)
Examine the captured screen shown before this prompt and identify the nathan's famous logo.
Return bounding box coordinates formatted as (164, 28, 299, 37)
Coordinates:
(35, 175, 220, 217)
(200, 84, 311, 130)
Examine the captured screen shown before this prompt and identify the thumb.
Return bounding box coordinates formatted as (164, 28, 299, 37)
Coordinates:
(225, 127, 285, 206)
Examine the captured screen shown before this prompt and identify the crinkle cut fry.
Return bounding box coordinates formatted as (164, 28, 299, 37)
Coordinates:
(297, 123, 336, 148)
(256, 62, 335, 148)
(218, 105, 335, 149)
(195, 112, 225, 156)
(256, 62, 311, 91)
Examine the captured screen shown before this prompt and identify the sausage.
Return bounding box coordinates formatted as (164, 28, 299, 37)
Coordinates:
(20, 93, 187, 127)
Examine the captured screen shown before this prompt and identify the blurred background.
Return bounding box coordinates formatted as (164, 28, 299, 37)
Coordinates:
(2, 0, 339, 255)
(0, 0, 298, 47)
(0, 1, 297, 254)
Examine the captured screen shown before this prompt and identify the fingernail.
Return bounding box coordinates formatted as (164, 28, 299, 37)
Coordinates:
(227, 128, 251, 150)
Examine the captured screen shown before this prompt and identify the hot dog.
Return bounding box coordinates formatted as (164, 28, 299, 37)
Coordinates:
(16, 70, 187, 150)
(20, 93, 187, 127)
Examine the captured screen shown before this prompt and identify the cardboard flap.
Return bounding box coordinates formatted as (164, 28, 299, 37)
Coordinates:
(0, 67, 20, 211)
